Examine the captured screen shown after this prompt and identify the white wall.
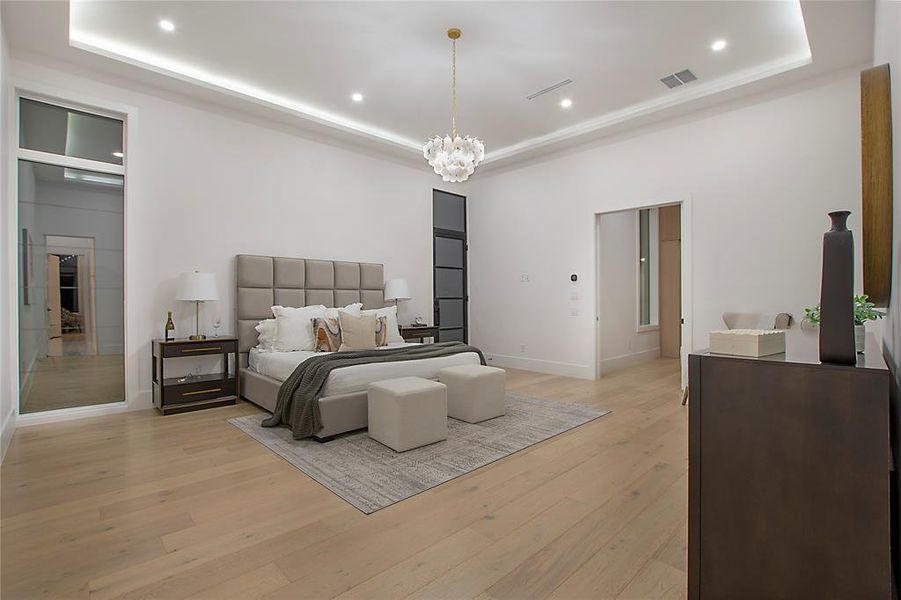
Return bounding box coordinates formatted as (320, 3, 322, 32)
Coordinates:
(4, 55, 446, 414)
(0, 8, 13, 459)
(468, 70, 862, 379)
(597, 209, 660, 374)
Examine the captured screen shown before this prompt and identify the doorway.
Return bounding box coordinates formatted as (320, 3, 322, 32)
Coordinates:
(433, 189, 468, 343)
(46, 235, 97, 357)
(595, 201, 690, 387)
(17, 96, 126, 414)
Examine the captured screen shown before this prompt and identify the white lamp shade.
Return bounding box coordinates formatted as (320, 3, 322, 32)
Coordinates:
(384, 278, 411, 301)
(176, 271, 218, 302)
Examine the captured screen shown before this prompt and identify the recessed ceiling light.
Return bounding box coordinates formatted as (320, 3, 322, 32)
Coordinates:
(351, 92, 364, 103)
(711, 39, 727, 52)
(112, 151, 124, 158)
(560, 98, 572, 109)
(159, 19, 175, 32)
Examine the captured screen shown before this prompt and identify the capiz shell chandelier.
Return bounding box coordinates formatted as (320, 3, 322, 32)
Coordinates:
(423, 28, 484, 183)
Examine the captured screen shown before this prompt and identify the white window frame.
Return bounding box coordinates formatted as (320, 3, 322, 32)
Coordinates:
(636, 207, 659, 333)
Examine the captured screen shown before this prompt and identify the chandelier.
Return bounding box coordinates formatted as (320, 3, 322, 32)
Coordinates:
(423, 28, 485, 183)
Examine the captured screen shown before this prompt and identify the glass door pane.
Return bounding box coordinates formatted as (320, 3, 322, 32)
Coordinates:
(19, 98, 124, 165)
(18, 160, 125, 413)
(433, 190, 466, 232)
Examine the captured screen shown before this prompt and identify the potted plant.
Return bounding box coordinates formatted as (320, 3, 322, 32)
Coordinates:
(803, 295, 884, 353)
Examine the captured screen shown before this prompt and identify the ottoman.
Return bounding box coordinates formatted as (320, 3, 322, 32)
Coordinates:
(367, 377, 447, 452)
(438, 364, 506, 423)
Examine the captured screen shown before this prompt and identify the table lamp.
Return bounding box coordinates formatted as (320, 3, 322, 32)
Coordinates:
(176, 271, 218, 340)
(384, 278, 411, 308)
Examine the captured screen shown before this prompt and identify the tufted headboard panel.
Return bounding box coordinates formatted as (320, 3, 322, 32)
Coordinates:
(235, 255, 385, 363)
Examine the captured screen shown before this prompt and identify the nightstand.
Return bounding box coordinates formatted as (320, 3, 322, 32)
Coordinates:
(399, 325, 439, 343)
(152, 337, 238, 415)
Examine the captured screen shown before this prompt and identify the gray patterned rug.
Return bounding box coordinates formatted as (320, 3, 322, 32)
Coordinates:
(228, 393, 610, 513)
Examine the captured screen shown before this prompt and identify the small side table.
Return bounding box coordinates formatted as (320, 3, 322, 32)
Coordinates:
(399, 325, 439, 344)
(152, 337, 238, 415)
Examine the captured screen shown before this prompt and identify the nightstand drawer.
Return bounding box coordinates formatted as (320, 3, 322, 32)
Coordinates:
(162, 340, 237, 358)
(163, 379, 236, 405)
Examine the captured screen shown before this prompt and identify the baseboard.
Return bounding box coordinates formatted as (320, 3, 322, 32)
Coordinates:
(16, 401, 130, 427)
(131, 389, 153, 411)
(600, 347, 661, 375)
(1, 407, 16, 463)
(484, 353, 594, 379)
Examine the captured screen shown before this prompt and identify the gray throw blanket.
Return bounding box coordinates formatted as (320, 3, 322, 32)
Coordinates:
(261, 342, 486, 439)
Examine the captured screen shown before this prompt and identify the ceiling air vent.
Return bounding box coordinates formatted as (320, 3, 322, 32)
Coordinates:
(660, 68, 698, 89)
(526, 79, 573, 100)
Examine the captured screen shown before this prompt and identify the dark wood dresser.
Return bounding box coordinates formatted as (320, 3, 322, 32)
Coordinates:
(689, 336, 891, 599)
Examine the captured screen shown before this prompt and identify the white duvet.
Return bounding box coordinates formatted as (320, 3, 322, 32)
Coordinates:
(248, 343, 481, 397)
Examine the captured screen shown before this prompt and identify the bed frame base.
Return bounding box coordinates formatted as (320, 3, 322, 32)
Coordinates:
(240, 367, 370, 439)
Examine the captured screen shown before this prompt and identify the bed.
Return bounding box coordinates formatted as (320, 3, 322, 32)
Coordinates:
(236, 254, 480, 441)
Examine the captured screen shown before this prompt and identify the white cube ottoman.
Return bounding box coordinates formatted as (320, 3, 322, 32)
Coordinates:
(438, 364, 506, 424)
(367, 377, 447, 452)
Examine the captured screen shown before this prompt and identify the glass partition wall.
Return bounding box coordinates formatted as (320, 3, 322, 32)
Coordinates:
(17, 97, 125, 413)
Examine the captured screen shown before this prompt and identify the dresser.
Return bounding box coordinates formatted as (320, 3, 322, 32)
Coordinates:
(688, 336, 891, 599)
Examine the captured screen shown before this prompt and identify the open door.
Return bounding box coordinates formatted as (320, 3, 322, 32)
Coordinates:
(658, 205, 681, 359)
(47, 254, 62, 356)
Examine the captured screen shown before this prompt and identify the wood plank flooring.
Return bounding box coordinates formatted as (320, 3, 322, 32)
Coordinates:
(1, 359, 687, 600)
(20, 354, 125, 413)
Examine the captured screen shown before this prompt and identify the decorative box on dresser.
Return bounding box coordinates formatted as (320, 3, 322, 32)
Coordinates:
(152, 337, 239, 414)
(689, 336, 891, 599)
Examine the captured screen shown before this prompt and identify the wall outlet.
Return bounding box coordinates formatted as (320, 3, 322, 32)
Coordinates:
(520, 274, 530, 283)
(570, 292, 579, 301)
(570, 309, 579, 317)
(520, 344, 526, 353)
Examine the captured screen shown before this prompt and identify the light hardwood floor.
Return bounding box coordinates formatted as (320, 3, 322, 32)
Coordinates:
(20, 354, 125, 413)
(1, 359, 687, 600)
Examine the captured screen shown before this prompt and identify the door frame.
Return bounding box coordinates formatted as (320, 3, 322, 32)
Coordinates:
(46, 235, 98, 356)
(432, 188, 468, 343)
(594, 195, 693, 389)
(7, 77, 138, 427)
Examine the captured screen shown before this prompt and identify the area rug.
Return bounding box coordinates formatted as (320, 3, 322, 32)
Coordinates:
(228, 393, 610, 513)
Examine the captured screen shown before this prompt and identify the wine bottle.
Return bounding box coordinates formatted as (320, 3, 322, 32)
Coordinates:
(165, 311, 176, 341)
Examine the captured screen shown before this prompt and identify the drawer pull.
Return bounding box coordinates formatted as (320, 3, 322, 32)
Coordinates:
(182, 387, 222, 396)
(181, 347, 221, 353)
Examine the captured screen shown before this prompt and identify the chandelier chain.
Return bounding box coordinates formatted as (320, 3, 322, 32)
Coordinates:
(451, 37, 457, 139)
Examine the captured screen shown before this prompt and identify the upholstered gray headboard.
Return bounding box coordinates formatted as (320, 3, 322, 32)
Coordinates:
(235, 255, 385, 363)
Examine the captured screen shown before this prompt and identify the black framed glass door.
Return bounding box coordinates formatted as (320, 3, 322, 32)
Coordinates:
(433, 190, 467, 343)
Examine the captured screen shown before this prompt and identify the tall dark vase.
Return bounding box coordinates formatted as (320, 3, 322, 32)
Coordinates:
(819, 210, 856, 364)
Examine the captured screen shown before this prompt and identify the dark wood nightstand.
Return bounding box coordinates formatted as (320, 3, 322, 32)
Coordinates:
(152, 337, 239, 415)
(399, 325, 439, 343)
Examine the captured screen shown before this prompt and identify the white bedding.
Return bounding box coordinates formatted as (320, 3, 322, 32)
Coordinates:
(248, 343, 481, 397)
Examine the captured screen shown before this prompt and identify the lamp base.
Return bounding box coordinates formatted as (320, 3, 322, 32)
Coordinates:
(188, 334, 206, 341)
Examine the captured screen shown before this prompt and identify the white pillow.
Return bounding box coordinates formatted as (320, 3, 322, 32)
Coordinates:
(255, 319, 277, 352)
(272, 305, 327, 351)
(361, 305, 403, 344)
(271, 304, 327, 318)
(325, 302, 363, 319)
